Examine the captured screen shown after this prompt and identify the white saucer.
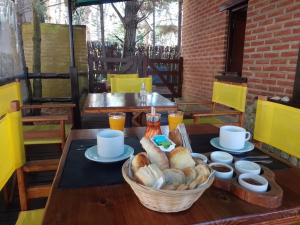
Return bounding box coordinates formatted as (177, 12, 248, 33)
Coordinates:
(210, 137, 254, 154)
(85, 144, 134, 163)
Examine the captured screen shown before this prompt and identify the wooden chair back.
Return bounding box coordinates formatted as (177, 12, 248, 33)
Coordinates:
(1, 80, 74, 149)
(254, 96, 300, 158)
(111, 77, 152, 93)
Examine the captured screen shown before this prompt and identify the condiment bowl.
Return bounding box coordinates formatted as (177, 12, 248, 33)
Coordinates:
(210, 151, 233, 164)
(209, 162, 233, 180)
(191, 152, 208, 164)
(238, 173, 268, 193)
(235, 160, 261, 175)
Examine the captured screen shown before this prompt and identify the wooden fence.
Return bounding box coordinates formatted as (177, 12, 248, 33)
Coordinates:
(87, 42, 182, 98)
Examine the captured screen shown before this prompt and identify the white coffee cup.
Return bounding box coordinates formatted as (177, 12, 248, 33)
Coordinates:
(97, 129, 124, 158)
(219, 125, 251, 150)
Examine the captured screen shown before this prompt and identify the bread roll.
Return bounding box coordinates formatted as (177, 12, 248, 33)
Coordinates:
(163, 168, 186, 185)
(177, 184, 189, 191)
(140, 137, 169, 170)
(169, 147, 195, 170)
(189, 164, 210, 189)
(162, 184, 178, 190)
(168, 129, 183, 146)
(135, 164, 163, 187)
(182, 167, 197, 184)
(132, 152, 150, 173)
(195, 163, 210, 178)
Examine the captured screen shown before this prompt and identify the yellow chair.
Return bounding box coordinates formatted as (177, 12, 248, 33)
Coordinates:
(107, 73, 138, 85)
(254, 97, 300, 159)
(15, 209, 44, 225)
(0, 100, 53, 225)
(0, 81, 74, 149)
(178, 80, 247, 127)
(111, 77, 152, 93)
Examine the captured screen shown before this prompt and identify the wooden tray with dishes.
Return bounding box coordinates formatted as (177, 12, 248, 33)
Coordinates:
(213, 165, 283, 208)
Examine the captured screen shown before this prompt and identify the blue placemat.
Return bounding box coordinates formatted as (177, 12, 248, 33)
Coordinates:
(58, 137, 143, 189)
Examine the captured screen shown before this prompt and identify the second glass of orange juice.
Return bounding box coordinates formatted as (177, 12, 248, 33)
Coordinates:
(168, 111, 183, 131)
(109, 112, 126, 131)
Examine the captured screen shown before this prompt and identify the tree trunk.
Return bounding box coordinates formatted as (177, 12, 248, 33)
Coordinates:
(99, 4, 107, 72)
(16, 0, 32, 102)
(177, 0, 183, 56)
(123, 1, 139, 58)
(32, 0, 42, 100)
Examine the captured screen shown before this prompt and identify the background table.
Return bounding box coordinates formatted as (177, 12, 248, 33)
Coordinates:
(42, 125, 300, 225)
(83, 92, 177, 113)
(83, 92, 177, 126)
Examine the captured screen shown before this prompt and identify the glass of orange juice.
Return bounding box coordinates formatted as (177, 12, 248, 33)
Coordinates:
(109, 112, 126, 131)
(168, 111, 184, 131)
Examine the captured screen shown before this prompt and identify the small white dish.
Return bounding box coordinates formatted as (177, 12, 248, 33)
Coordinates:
(238, 173, 268, 193)
(210, 137, 254, 154)
(235, 160, 261, 175)
(191, 153, 208, 164)
(209, 162, 233, 180)
(85, 144, 134, 163)
(210, 151, 233, 164)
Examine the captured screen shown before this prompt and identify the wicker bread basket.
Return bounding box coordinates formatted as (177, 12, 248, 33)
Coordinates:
(122, 159, 215, 213)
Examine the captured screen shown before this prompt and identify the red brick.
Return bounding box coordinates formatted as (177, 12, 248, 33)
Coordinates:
(284, 20, 300, 28)
(272, 44, 290, 50)
(269, 73, 286, 79)
(281, 51, 298, 57)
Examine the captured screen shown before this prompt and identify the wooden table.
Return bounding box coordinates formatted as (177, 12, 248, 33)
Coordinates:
(42, 125, 300, 225)
(83, 92, 177, 126)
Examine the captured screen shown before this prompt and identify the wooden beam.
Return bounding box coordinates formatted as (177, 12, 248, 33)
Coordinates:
(215, 75, 247, 83)
(22, 159, 59, 173)
(219, 0, 248, 12)
(31, 97, 72, 103)
(27, 184, 51, 199)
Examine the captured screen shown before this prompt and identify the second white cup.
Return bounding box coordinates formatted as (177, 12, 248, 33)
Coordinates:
(219, 125, 251, 150)
(97, 129, 124, 158)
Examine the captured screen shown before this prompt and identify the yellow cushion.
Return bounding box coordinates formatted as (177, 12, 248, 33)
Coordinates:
(15, 209, 44, 225)
(254, 99, 300, 158)
(107, 73, 138, 85)
(111, 77, 152, 93)
(0, 81, 22, 117)
(0, 111, 25, 190)
(212, 82, 247, 112)
(23, 124, 72, 145)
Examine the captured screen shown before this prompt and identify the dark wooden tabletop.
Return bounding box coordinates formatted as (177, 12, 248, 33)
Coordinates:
(83, 92, 177, 113)
(42, 125, 300, 225)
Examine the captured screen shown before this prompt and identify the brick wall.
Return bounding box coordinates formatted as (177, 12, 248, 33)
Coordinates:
(182, 0, 300, 102)
(181, 0, 228, 101)
(243, 0, 300, 101)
